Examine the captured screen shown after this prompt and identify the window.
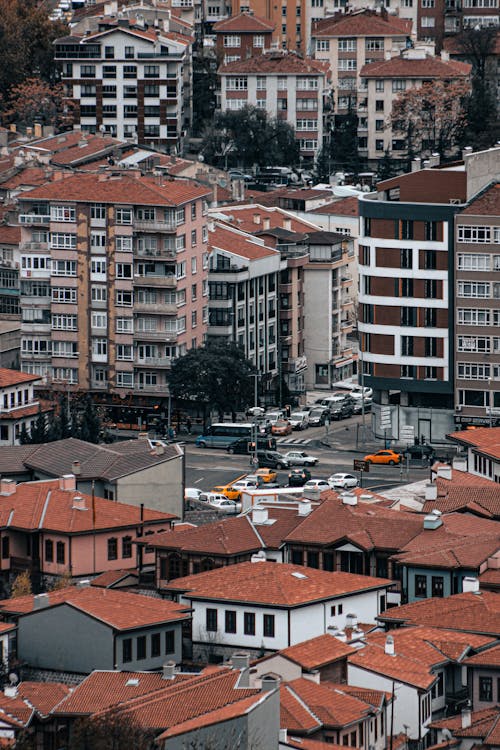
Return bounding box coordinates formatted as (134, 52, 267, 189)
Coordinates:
(316, 40, 330, 51)
(91, 312, 107, 330)
(225, 610, 237, 633)
(176, 261, 186, 279)
(116, 263, 132, 279)
(45, 539, 53, 562)
(376, 80, 385, 91)
(206, 608, 218, 632)
(224, 34, 241, 47)
(1, 537, 8, 560)
(392, 79, 406, 93)
(338, 59, 356, 71)
(457, 308, 490, 326)
(401, 308, 416, 327)
(431, 576, 444, 597)
(227, 76, 247, 90)
(165, 630, 175, 654)
(421, 15, 436, 25)
(116, 290, 133, 307)
(122, 638, 132, 663)
(457, 362, 490, 380)
(116, 318, 133, 334)
(253, 34, 265, 47)
(375, 100, 384, 111)
(123, 65, 137, 79)
(52, 287, 77, 304)
(400, 248, 412, 269)
(56, 541, 65, 564)
(116, 208, 133, 225)
(401, 336, 413, 356)
(150, 632, 161, 658)
(137, 635, 146, 660)
(338, 38, 356, 51)
(415, 574, 427, 597)
(80, 65, 96, 78)
(457, 253, 490, 271)
(263, 614, 275, 638)
(51, 206, 75, 222)
(50, 233, 76, 249)
(479, 676, 493, 702)
(52, 314, 77, 331)
(296, 77, 319, 90)
(107, 537, 118, 560)
(458, 281, 490, 298)
(425, 279, 438, 298)
(144, 65, 160, 78)
(401, 364, 416, 378)
(457, 225, 495, 243)
(244, 612, 255, 635)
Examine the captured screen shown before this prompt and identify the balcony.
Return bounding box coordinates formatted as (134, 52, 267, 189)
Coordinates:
(135, 356, 173, 368)
(134, 247, 176, 260)
(133, 275, 177, 288)
(20, 268, 51, 280)
(134, 219, 177, 232)
(134, 383, 169, 393)
(20, 241, 48, 252)
(134, 330, 178, 342)
(91, 380, 109, 390)
(0, 398, 39, 415)
(19, 214, 50, 225)
(134, 301, 177, 314)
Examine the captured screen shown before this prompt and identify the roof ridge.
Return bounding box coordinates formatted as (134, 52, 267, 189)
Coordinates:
(284, 684, 322, 728)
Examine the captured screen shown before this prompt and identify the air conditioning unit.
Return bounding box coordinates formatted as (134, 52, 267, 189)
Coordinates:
(456, 405, 462, 412)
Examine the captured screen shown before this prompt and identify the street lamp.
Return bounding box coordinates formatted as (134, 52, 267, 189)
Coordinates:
(251, 372, 259, 469)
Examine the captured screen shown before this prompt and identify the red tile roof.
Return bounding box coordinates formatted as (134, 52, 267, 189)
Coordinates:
(378, 591, 500, 637)
(90, 568, 139, 588)
(361, 55, 471, 79)
(214, 11, 274, 32)
(460, 183, 500, 216)
(20, 173, 210, 207)
(0, 586, 190, 630)
(448, 427, 500, 459)
(219, 53, 329, 76)
(0, 369, 40, 388)
(0, 478, 174, 534)
(0, 224, 20, 244)
(276, 633, 356, 670)
(216, 204, 319, 235)
(165, 561, 392, 607)
(17, 681, 71, 718)
(431, 707, 500, 739)
(313, 10, 411, 37)
(349, 625, 493, 689)
(463, 642, 500, 668)
(281, 683, 320, 733)
(308, 196, 359, 216)
(210, 224, 279, 260)
(0, 168, 49, 192)
(286, 740, 348, 750)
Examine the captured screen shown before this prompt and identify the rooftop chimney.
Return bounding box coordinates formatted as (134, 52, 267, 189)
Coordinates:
(253, 213, 261, 225)
(252, 507, 269, 525)
(452, 456, 467, 473)
(263, 217, 270, 230)
(428, 153, 440, 168)
(283, 218, 292, 231)
(423, 511, 443, 530)
(4, 685, 17, 698)
(72, 495, 87, 511)
(298, 500, 312, 515)
(279, 729, 288, 742)
(462, 576, 479, 594)
(437, 465, 452, 481)
(345, 612, 358, 630)
(461, 707, 472, 729)
(341, 492, 357, 506)
(411, 157, 421, 172)
(71, 461, 81, 476)
(336, 630, 347, 642)
(462, 146, 473, 161)
(424, 482, 437, 501)
(59, 474, 76, 491)
(231, 652, 250, 670)
(155, 443, 165, 456)
(261, 674, 279, 692)
(0, 479, 16, 496)
(162, 661, 176, 680)
(385, 635, 395, 656)
(76, 579, 90, 588)
(34, 593, 49, 610)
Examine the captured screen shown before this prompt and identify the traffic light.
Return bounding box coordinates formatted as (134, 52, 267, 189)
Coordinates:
(285, 405, 291, 418)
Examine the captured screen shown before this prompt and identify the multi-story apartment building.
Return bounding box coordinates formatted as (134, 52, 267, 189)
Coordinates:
(207, 220, 281, 384)
(454, 182, 500, 426)
(415, 0, 499, 48)
(360, 48, 471, 163)
(213, 12, 274, 63)
(218, 52, 330, 160)
(444, 32, 500, 117)
(230, 0, 307, 52)
(17, 172, 210, 404)
(0, 225, 20, 319)
(311, 9, 411, 118)
(358, 167, 467, 443)
(55, 18, 192, 152)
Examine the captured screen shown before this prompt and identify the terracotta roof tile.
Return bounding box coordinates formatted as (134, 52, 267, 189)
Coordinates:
(214, 204, 320, 235)
(0, 587, 189, 630)
(219, 53, 329, 76)
(313, 10, 411, 37)
(20, 173, 210, 207)
(90, 568, 139, 588)
(17, 682, 72, 717)
(0, 224, 20, 244)
(460, 184, 500, 216)
(214, 11, 274, 32)
(149, 515, 263, 555)
(286, 738, 347, 750)
(284, 678, 377, 729)
(463, 642, 500, 667)
(165, 561, 392, 607)
(431, 707, 500, 737)
(281, 683, 320, 733)
(361, 55, 471, 78)
(278, 634, 356, 670)
(210, 224, 279, 260)
(0, 369, 40, 388)
(307, 196, 359, 216)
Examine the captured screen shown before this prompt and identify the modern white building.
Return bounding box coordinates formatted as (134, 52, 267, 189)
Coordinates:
(0, 368, 52, 446)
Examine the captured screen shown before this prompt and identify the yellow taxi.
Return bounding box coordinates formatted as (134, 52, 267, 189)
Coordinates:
(255, 467, 277, 483)
(212, 474, 247, 501)
(363, 449, 402, 465)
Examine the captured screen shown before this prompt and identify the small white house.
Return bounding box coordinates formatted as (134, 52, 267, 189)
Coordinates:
(0, 368, 51, 446)
(165, 561, 393, 661)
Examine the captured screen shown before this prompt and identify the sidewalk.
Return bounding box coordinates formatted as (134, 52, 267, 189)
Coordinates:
(319, 421, 382, 455)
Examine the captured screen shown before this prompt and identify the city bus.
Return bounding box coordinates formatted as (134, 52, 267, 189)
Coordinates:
(195, 423, 267, 449)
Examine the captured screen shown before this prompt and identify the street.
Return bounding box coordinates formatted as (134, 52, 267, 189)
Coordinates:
(183, 414, 431, 494)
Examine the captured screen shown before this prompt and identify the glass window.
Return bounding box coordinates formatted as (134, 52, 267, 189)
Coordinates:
(225, 610, 237, 633)
(415, 574, 427, 597)
(136, 635, 146, 660)
(122, 638, 132, 663)
(263, 614, 275, 637)
(206, 608, 217, 632)
(244, 611, 255, 635)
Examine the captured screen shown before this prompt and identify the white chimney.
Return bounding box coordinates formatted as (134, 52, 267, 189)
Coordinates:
(4, 685, 17, 698)
(411, 157, 421, 172)
(336, 630, 347, 642)
(423, 511, 443, 530)
(263, 217, 270, 230)
(155, 444, 165, 456)
(71, 461, 81, 476)
(162, 661, 176, 680)
(437, 465, 452, 481)
(253, 213, 261, 225)
(76, 579, 90, 588)
(0, 479, 16, 496)
(34, 593, 49, 610)
(452, 456, 467, 473)
(341, 492, 358, 506)
(59, 474, 76, 491)
(461, 708, 472, 729)
(252, 507, 269, 525)
(462, 576, 480, 593)
(231, 652, 250, 670)
(345, 612, 358, 630)
(424, 482, 437, 501)
(385, 635, 395, 656)
(298, 501, 313, 515)
(279, 729, 288, 742)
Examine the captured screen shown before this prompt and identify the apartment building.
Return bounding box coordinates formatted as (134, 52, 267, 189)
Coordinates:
(230, 0, 307, 52)
(213, 12, 274, 63)
(208, 221, 281, 381)
(454, 182, 500, 425)
(17, 172, 210, 402)
(357, 167, 467, 442)
(415, 0, 499, 48)
(360, 48, 471, 163)
(311, 9, 411, 117)
(55, 18, 192, 151)
(218, 52, 330, 160)
(0, 224, 20, 319)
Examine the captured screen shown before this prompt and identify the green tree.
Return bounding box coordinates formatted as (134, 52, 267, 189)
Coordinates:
(19, 423, 30, 445)
(377, 149, 399, 181)
(29, 404, 47, 444)
(330, 98, 361, 174)
(192, 51, 217, 136)
(168, 342, 255, 422)
(201, 106, 300, 169)
(77, 396, 101, 444)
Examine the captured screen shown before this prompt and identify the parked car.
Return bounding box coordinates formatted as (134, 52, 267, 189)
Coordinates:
(289, 411, 309, 431)
(328, 473, 358, 489)
(254, 467, 278, 483)
(363, 449, 403, 465)
(405, 444, 435, 461)
(288, 468, 312, 487)
(184, 487, 204, 502)
(230, 478, 263, 496)
(226, 437, 277, 454)
(303, 479, 331, 492)
(307, 407, 330, 426)
(265, 410, 285, 425)
(246, 406, 265, 418)
(256, 450, 289, 470)
(284, 450, 319, 467)
(351, 399, 372, 415)
(229, 169, 253, 182)
(272, 420, 293, 436)
(207, 497, 241, 513)
(329, 401, 354, 420)
(199, 492, 232, 505)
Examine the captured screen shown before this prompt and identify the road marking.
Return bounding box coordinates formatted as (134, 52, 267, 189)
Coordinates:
(194, 477, 204, 484)
(276, 437, 312, 445)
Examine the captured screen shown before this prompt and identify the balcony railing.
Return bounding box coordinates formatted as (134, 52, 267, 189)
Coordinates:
(135, 219, 177, 232)
(19, 215, 50, 225)
(135, 356, 173, 367)
(134, 247, 176, 259)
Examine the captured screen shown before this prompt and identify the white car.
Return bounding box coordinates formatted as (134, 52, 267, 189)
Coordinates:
(289, 412, 309, 430)
(264, 410, 285, 426)
(207, 497, 241, 513)
(350, 385, 373, 399)
(303, 479, 331, 491)
(184, 487, 203, 502)
(199, 492, 230, 504)
(284, 451, 319, 467)
(231, 478, 262, 493)
(247, 406, 265, 417)
(328, 473, 358, 489)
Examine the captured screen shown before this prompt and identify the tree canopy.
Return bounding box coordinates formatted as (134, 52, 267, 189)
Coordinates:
(168, 342, 255, 419)
(201, 106, 300, 169)
(3, 77, 74, 130)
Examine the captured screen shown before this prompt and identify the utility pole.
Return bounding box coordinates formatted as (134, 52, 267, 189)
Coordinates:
(252, 372, 259, 469)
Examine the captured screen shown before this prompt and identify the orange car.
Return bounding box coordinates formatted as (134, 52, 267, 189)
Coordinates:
(272, 419, 292, 436)
(255, 467, 278, 483)
(363, 449, 402, 465)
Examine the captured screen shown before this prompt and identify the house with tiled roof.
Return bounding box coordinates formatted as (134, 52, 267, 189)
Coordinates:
(0, 435, 184, 516)
(448, 428, 500, 483)
(0, 583, 190, 673)
(431, 706, 500, 750)
(45, 662, 279, 749)
(463, 643, 500, 710)
(0, 679, 71, 745)
(0, 474, 176, 589)
(377, 590, 500, 639)
(279, 677, 390, 747)
(164, 560, 393, 661)
(418, 459, 500, 521)
(348, 626, 497, 740)
(218, 52, 331, 161)
(0, 368, 54, 447)
(213, 11, 274, 63)
(359, 48, 471, 162)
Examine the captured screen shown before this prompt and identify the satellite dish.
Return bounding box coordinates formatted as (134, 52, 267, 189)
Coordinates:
(9, 673, 18, 686)
(198, 154, 205, 162)
(219, 179, 227, 188)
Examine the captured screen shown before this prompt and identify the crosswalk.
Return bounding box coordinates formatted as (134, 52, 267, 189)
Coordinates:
(275, 437, 313, 446)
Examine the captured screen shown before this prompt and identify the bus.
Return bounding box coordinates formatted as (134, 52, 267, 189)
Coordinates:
(195, 423, 267, 449)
